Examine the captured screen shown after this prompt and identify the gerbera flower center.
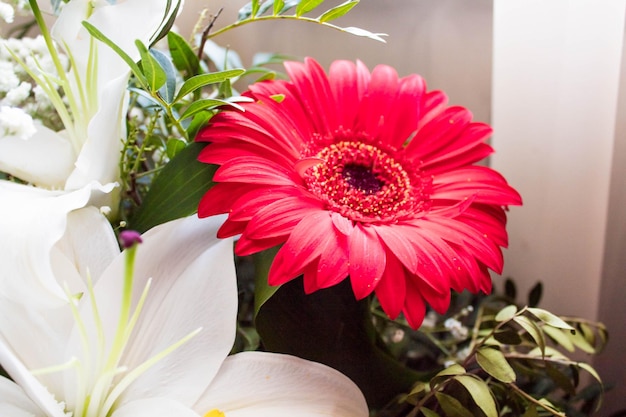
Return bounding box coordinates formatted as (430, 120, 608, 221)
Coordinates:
(303, 140, 431, 222)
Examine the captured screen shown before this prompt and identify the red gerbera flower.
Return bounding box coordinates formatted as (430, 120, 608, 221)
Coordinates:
(196, 57, 522, 328)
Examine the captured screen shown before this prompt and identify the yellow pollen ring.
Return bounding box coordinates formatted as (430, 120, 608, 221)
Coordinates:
(204, 409, 226, 417)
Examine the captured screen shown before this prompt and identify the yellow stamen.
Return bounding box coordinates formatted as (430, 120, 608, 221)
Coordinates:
(204, 409, 226, 417)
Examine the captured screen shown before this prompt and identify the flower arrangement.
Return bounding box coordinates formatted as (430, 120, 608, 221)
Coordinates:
(0, 1, 609, 416)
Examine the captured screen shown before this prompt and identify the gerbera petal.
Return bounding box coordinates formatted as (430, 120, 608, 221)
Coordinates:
(329, 60, 360, 129)
(383, 74, 425, 149)
(245, 196, 323, 239)
(213, 156, 298, 186)
(354, 64, 399, 140)
(193, 352, 368, 417)
(314, 229, 350, 290)
(269, 211, 333, 286)
(432, 166, 522, 205)
(373, 224, 418, 273)
(348, 225, 386, 299)
(405, 106, 472, 162)
(402, 283, 427, 329)
(284, 58, 338, 135)
(198, 182, 253, 218)
(375, 254, 407, 320)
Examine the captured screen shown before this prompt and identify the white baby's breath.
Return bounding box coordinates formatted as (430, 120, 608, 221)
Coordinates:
(0, 105, 35, 140)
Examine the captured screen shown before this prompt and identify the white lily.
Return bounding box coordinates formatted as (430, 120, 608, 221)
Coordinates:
(0, 0, 181, 190)
(0, 215, 369, 417)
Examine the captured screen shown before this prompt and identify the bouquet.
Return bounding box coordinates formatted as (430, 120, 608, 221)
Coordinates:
(0, 1, 608, 416)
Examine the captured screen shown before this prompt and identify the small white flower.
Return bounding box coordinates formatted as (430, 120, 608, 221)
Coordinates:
(3, 81, 32, 105)
(0, 105, 36, 140)
(444, 318, 469, 341)
(0, 1, 15, 23)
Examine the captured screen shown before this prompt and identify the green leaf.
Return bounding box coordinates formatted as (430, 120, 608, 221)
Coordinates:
(251, 0, 261, 16)
(318, 0, 359, 22)
(186, 111, 214, 141)
(542, 325, 575, 352)
(150, 48, 177, 103)
(454, 375, 498, 417)
(255, 279, 421, 408)
(252, 247, 280, 317)
(430, 364, 466, 389)
(495, 304, 518, 322)
(513, 315, 546, 355)
(493, 329, 522, 345)
(476, 347, 516, 383)
(296, 0, 324, 16)
(545, 363, 576, 395)
(273, 0, 285, 14)
(179, 99, 238, 121)
(168, 31, 200, 79)
(527, 307, 575, 331)
(165, 137, 186, 159)
(150, 0, 182, 46)
(174, 69, 244, 103)
(569, 330, 597, 354)
(129, 142, 216, 232)
(435, 392, 474, 417)
(521, 405, 538, 417)
(504, 278, 517, 300)
(419, 408, 440, 417)
(82, 21, 147, 89)
(527, 282, 543, 307)
(136, 40, 167, 91)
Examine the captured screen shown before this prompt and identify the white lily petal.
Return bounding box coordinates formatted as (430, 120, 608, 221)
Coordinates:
(0, 181, 117, 307)
(0, 376, 45, 417)
(111, 398, 199, 417)
(0, 124, 74, 189)
(64, 73, 128, 190)
(0, 343, 66, 417)
(194, 352, 369, 417)
(66, 215, 237, 409)
(53, 0, 182, 90)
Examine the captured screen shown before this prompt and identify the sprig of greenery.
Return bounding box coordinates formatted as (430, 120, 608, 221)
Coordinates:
(203, 0, 386, 42)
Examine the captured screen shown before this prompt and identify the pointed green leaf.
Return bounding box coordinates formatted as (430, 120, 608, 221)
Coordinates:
(133, 39, 165, 91)
(273, 0, 285, 14)
(495, 304, 518, 322)
(168, 31, 200, 79)
(150, 0, 182, 46)
(454, 375, 498, 417)
(81, 21, 147, 89)
(150, 48, 176, 103)
(435, 392, 474, 417)
(527, 307, 575, 331)
(420, 408, 441, 417)
(569, 330, 597, 354)
(430, 364, 466, 389)
(174, 69, 244, 103)
(179, 98, 240, 121)
(476, 347, 516, 383)
(296, 0, 324, 16)
(318, 0, 359, 22)
(514, 315, 546, 355)
(528, 282, 543, 307)
(165, 137, 186, 159)
(129, 142, 216, 232)
(542, 325, 575, 352)
(186, 111, 214, 141)
(521, 405, 538, 417)
(493, 329, 522, 345)
(251, 0, 261, 16)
